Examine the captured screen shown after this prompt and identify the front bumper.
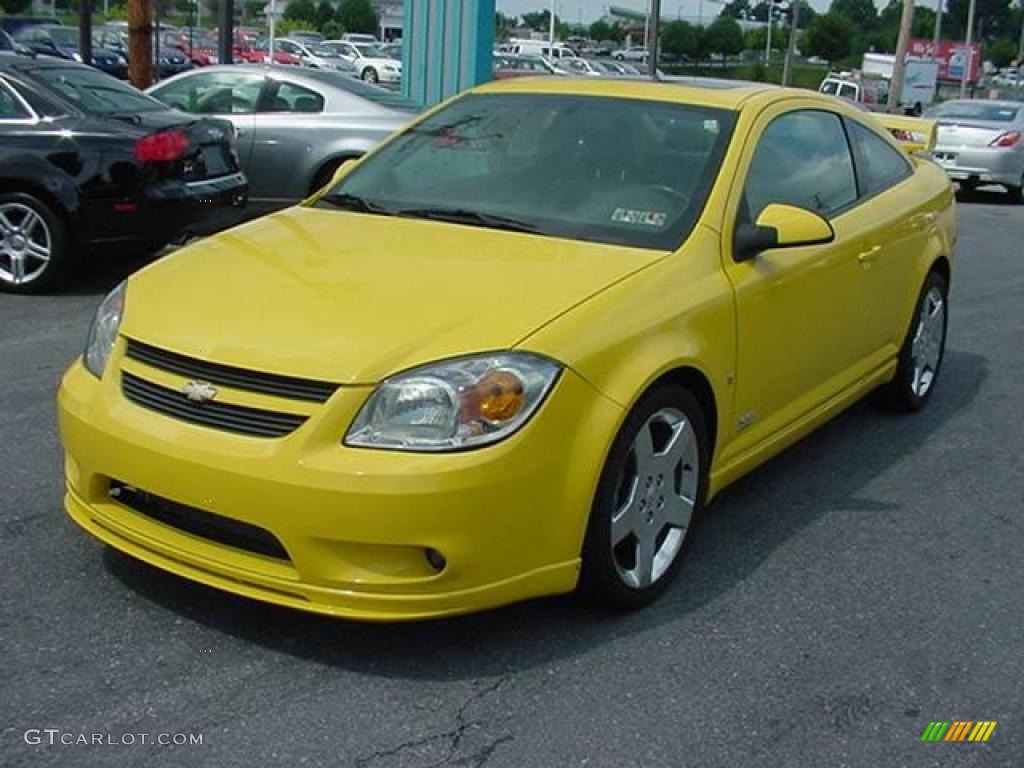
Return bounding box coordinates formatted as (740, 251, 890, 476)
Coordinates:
(932, 144, 1024, 187)
(57, 351, 622, 621)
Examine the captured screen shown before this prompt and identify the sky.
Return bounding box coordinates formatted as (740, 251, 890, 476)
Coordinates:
(494, 0, 942, 26)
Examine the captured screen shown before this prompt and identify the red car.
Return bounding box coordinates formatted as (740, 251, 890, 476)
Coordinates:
(162, 30, 219, 66)
(240, 38, 301, 66)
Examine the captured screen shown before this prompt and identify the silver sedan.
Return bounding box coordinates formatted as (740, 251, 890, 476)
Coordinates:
(927, 99, 1024, 202)
(146, 66, 418, 213)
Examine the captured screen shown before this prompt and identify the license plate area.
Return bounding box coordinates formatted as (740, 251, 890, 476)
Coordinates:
(933, 152, 958, 167)
(201, 144, 232, 177)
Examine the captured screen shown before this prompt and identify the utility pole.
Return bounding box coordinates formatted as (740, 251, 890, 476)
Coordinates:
(219, 0, 235, 65)
(781, 0, 800, 85)
(549, 0, 557, 51)
(128, 0, 153, 89)
(889, 0, 915, 112)
(649, 0, 662, 79)
(1017, 0, 1023, 64)
(765, 19, 772, 64)
(932, 0, 944, 59)
(78, 0, 92, 66)
(960, 0, 976, 98)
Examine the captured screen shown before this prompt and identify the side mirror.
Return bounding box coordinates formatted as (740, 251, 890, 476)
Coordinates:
(734, 203, 835, 262)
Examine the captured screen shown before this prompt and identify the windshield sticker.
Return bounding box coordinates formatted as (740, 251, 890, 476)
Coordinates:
(612, 208, 668, 227)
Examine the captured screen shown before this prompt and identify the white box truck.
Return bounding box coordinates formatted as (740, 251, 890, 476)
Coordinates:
(820, 54, 938, 115)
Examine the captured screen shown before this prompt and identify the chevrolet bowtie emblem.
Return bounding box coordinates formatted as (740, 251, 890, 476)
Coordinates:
(182, 380, 218, 404)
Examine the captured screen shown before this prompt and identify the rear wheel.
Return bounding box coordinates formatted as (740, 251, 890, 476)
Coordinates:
(580, 384, 708, 610)
(361, 67, 379, 83)
(877, 270, 948, 412)
(0, 193, 71, 294)
(1008, 173, 1023, 204)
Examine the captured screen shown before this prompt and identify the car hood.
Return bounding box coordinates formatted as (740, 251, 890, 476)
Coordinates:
(121, 207, 663, 385)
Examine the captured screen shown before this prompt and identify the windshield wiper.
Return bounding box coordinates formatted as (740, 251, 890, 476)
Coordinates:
(317, 192, 395, 216)
(396, 207, 539, 234)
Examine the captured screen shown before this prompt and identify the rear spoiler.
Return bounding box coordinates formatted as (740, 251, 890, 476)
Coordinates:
(871, 114, 937, 155)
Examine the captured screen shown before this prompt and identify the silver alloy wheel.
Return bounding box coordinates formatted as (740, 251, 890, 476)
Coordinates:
(910, 285, 946, 397)
(0, 202, 51, 287)
(611, 407, 699, 589)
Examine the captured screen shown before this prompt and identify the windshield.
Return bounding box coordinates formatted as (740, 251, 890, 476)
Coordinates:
(28, 66, 168, 114)
(47, 27, 79, 47)
(318, 93, 735, 250)
(354, 44, 385, 57)
(311, 44, 342, 57)
(820, 80, 841, 95)
(925, 101, 1019, 122)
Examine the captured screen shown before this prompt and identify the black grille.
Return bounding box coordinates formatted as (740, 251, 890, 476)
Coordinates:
(124, 338, 338, 403)
(122, 372, 307, 438)
(109, 481, 289, 560)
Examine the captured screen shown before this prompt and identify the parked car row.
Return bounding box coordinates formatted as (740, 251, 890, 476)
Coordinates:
(0, 51, 419, 292)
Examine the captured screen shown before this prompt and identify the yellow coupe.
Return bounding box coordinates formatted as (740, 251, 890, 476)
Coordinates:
(58, 79, 956, 620)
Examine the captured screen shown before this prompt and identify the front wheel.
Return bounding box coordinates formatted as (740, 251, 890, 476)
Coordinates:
(1007, 173, 1023, 204)
(877, 270, 949, 411)
(361, 67, 379, 83)
(580, 384, 709, 610)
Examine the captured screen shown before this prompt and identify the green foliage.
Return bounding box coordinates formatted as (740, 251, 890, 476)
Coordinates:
(802, 11, 856, 64)
(609, 22, 626, 42)
(705, 16, 745, 57)
(829, 0, 878, 31)
(945, 0, 1015, 40)
(315, 0, 334, 28)
(337, 0, 378, 34)
(495, 12, 516, 40)
(521, 10, 549, 31)
(588, 19, 612, 41)
(321, 19, 344, 39)
(987, 38, 1018, 67)
(662, 20, 698, 57)
(0, 0, 32, 12)
(721, 0, 752, 19)
(745, 23, 788, 52)
(283, 0, 317, 23)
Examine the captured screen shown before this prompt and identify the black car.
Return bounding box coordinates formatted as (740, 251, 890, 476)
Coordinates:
(0, 16, 62, 37)
(0, 53, 248, 293)
(95, 25, 193, 79)
(14, 24, 128, 79)
(0, 29, 14, 52)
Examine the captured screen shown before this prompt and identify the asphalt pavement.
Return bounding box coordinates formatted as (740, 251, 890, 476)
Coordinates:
(1, 193, 1022, 768)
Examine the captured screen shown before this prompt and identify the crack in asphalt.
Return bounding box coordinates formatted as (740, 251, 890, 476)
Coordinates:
(354, 676, 512, 768)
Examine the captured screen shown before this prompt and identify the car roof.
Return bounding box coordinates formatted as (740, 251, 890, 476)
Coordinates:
(472, 76, 782, 110)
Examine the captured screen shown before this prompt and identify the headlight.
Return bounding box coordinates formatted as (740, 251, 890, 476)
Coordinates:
(72, 52, 83, 62)
(83, 281, 126, 378)
(345, 352, 561, 452)
(117, 55, 127, 65)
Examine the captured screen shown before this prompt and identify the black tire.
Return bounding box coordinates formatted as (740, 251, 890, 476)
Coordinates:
(1007, 176, 1023, 204)
(361, 67, 378, 83)
(0, 191, 72, 294)
(580, 383, 709, 610)
(876, 270, 949, 412)
(309, 157, 351, 196)
(958, 181, 977, 196)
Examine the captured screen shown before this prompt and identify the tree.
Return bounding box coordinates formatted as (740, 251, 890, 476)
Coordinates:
(987, 38, 1018, 67)
(589, 19, 612, 41)
(705, 15, 745, 57)
(284, 0, 317, 23)
(745, 23, 788, 51)
(337, 0, 378, 34)
(803, 12, 856, 64)
(662, 20, 698, 56)
(0, 0, 32, 11)
(721, 0, 752, 19)
(521, 10, 550, 31)
(315, 0, 335, 29)
(829, 0, 878, 31)
(322, 19, 344, 39)
(945, 0, 1014, 40)
(496, 12, 516, 40)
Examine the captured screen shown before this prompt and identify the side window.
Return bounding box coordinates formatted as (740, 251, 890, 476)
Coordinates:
(848, 120, 911, 197)
(263, 81, 324, 114)
(0, 81, 31, 120)
(8, 79, 61, 117)
(838, 83, 858, 101)
(152, 73, 264, 114)
(744, 110, 858, 220)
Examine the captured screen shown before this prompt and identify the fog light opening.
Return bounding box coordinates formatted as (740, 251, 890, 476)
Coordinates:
(424, 548, 447, 572)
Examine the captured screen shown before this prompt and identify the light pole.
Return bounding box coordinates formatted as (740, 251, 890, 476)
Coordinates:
(550, 0, 557, 50)
(765, 17, 772, 64)
(960, 0, 976, 98)
(932, 0, 943, 60)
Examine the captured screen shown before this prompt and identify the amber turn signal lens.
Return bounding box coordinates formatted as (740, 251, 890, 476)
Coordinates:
(476, 370, 526, 423)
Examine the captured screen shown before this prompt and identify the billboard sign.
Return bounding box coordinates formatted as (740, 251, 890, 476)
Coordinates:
(909, 38, 983, 83)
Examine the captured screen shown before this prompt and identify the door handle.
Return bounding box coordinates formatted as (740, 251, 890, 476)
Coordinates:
(857, 245, 881, 265)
